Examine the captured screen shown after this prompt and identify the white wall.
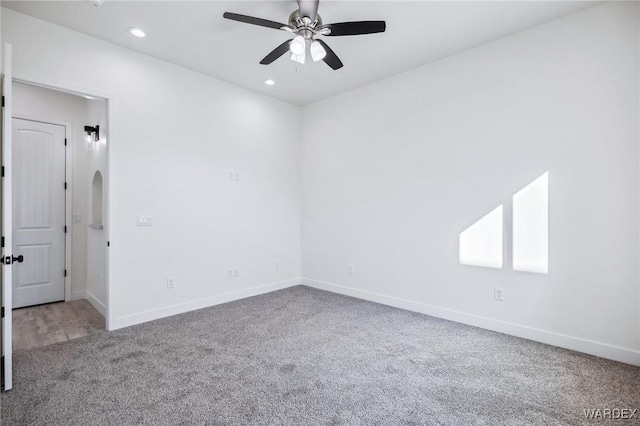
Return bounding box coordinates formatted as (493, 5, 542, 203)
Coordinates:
(301, 2, 640, 364)
(1, 8, 302, 329)
(12, 82, 89, 299)
(86, 98, 108, 315)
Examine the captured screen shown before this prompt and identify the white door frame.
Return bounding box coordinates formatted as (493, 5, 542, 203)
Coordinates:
(11, 114, 71, 303)
(12, 76, 115, 331)
(2, 43, 14, 391)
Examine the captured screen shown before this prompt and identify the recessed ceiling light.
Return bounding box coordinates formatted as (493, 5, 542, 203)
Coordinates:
(265, 79, 275, 86)
(128, 27, 146, 38)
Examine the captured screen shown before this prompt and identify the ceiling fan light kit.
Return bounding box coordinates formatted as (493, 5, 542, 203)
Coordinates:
(291, 52, 306, 64)
(290, 35, 306, 56)
(223, 0, 386, 70)
(310, 41, 326, 62)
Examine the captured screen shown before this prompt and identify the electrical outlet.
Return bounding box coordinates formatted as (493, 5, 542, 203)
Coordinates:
(348, 264, 354, 274)
(275, 261, 280, 271)
(494, 287, 504, 301)
(227, 269, 233, 279)
(234, 268, 239, 277)
(137, 215, 153, 226)
(167, 277, 175, 289)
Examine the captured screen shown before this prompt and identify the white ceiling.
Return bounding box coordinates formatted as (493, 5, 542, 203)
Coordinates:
(2, 1, 599, 106)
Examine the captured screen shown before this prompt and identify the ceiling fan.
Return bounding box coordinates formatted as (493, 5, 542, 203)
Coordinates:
(223, 0, 386, 70)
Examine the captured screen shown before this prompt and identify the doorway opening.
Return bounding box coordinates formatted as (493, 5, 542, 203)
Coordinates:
(10, 82, 109, 350)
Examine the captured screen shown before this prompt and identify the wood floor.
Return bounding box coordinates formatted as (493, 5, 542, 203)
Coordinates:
(13, 299, 105, 351)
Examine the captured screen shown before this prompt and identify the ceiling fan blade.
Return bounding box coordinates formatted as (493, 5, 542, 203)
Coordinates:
(223, 12, 288, 31)
(298, 0, 319, 21)
(323, 21, 386, 36)
(315, 40, 343, 70)
(260, 39, 293, 65)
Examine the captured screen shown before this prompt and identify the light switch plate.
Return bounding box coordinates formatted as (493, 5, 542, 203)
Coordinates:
(137, 215, 153, 226)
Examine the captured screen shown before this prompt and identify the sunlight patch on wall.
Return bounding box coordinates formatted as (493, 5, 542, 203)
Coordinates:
(513, 172, 549, 274)
(459, 205, 503, 269)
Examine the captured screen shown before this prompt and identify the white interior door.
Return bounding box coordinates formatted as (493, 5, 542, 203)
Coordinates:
(2, 43, 13, 391)
(12, 118, 66, 308)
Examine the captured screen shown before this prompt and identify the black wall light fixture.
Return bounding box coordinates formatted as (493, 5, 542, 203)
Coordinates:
(84, 125, 100, 141)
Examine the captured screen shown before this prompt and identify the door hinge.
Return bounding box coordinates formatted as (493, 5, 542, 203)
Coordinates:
(1, 236, 4, 248)
(64, 138, 67, 146)
(1, 96, 4, 107)
(1, 307, 4, 318)
(64, 182, 67, 190)
(64, 269, 67, 277)
(1, 166, 4, 177)
(64, 225, 67, 234)
(107, 241, 110, 247)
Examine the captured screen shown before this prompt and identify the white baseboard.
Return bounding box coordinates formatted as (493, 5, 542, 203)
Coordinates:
(85, 290, 107, 317)
(112, 277, 301, 330)
(302, 277, 640, 367)
(70, 290, 106, 317)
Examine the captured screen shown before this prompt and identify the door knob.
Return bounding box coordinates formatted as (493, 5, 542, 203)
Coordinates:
(2, 255, 24, 265)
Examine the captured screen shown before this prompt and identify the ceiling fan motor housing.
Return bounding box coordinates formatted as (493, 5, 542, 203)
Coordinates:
(288, 10, 322, 36)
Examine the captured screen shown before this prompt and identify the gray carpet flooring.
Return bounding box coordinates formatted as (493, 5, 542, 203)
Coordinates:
(2, 285, 639, 425)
